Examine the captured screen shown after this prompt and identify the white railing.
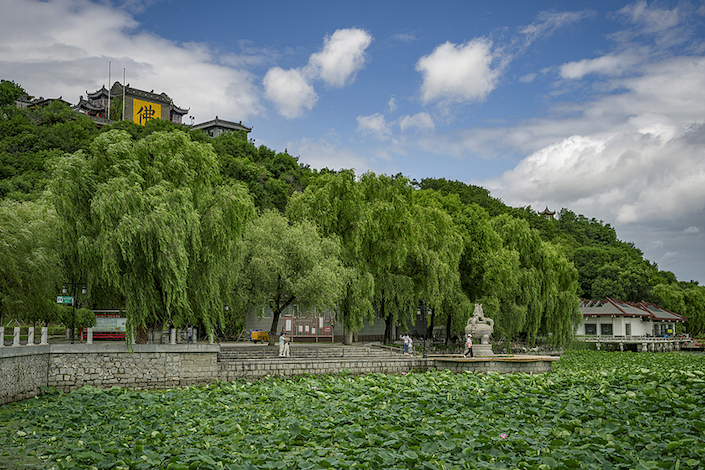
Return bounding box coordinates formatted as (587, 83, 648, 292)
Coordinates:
(576, 334, 691, 342)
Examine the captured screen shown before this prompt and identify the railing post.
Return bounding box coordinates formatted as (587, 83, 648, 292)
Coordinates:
(0, 327, 4, 348)
(27, 327, 35, 346)
(170, 328, 176, 345)
(41, 327, 48, 345)
(13, 327, 20, 346)
(87, 327, 93, 344)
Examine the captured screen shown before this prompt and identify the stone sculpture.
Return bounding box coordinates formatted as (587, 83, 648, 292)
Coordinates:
(464, 303, 495, 356)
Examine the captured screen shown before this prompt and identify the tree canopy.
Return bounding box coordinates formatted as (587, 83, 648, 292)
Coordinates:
(236, 210, 348, 345)
(49, 129, 255, 342)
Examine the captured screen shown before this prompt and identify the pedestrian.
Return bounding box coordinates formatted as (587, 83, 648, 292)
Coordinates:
(402, 333, 409, 354)
(278, 330, 286, 357)
(284, 332, 291, 357)
(187, 325, 193, 344)
(464, 334, 473, 358)
(408, 335, 414, 355)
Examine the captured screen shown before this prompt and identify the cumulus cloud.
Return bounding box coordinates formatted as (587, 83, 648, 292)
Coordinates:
(307, 28, 373, 88)
(0, 0, 264, 122)
(264, 28, 372, 118)
(684, 226, 701, 234)
(356, 113, 391, 141)
(416, 38, 501, 105)
(262, 67, 318, 118)
(399, 112, 435, 133)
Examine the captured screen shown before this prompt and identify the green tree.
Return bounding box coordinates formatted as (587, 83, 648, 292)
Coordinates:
(49, 129, 255, 344)
(0, 199, 62, 326)
(652, 283, 705, 336)
(488, 215, 580, 347)
(0, 80, 24, 106)
(287, 170, 374, 343)
(236, 210, 348, 345)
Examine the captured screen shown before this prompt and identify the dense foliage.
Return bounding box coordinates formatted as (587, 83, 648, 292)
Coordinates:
(1, 78, 704, 339)
(1, 351, 704, 469)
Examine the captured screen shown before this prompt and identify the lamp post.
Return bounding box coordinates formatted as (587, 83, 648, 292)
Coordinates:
(61, 281, 87, 344)
(422, 302, 428, 358)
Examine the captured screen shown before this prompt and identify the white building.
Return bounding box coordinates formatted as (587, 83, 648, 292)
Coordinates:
(578, 298, 687, 337)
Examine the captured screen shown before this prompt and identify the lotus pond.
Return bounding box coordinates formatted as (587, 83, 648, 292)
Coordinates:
(1, 351, 704, 470)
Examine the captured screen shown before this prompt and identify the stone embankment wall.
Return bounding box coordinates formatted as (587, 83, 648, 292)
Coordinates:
(47, 344, 219, 392)
(0, 346, 50, 404)
(2, 344, 556, 405)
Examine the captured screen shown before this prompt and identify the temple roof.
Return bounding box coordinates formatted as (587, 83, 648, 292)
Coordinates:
(539, 206, 555, 216)
(191, 116, 252, 133)
(580, 297, 687, 322)
(109, 82, 188, 112)
(86, 85, 110, 100)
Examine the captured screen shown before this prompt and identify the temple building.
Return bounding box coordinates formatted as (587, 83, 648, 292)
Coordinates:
(538, 207, 556, 220)
(72, 82, 188, 126)
(191, 116, 252, 138)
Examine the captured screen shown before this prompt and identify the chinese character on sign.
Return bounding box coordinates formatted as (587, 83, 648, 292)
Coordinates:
(137, 104, 156, 125)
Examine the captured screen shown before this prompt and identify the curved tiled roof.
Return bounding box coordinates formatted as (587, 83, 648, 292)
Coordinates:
(580, 297, 687, 322)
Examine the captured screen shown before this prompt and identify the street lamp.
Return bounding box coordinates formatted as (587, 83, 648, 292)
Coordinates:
(62, 281, 87, 344)
(422, 302, 428, 358)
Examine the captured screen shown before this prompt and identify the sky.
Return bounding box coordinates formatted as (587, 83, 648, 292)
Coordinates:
(1, 0, 705, 285)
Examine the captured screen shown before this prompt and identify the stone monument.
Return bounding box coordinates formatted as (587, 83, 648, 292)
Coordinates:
(464, 304, 494, 356)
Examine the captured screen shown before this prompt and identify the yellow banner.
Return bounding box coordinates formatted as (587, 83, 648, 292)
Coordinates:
(133, 98, 161, 125)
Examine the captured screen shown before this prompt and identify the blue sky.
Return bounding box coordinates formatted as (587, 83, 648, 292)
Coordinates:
(2, 0, 705, 285)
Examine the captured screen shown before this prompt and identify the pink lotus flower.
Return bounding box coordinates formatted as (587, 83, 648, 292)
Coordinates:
(311, 386, 317, 390)
(500, 433, 508, 439)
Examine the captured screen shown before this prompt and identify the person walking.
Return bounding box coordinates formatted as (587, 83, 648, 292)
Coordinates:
(408, 335, 414, 355)
(187, 325, 193, 344)
(464, 334, 473, 358)
(402, 333, 409, 354)
(278, 330, 287, 357)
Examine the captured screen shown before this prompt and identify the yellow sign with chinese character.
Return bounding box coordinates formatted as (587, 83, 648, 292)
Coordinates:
(133, 98, 161, 126)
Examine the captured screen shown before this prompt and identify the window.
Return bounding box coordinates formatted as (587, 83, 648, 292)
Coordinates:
(585, 324, 597, 335)
(625, 323, 631, 336)
(601, 324, 613, 336)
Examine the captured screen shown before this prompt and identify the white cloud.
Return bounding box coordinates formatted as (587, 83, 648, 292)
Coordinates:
(416, 38, 500, 105)
(391, 33, 417, 44)
(520, 10, 594, 49)
(560, 53, 640, 79)
(307, 28, 372, 88)
(399, 112, 435, 133)
(356, 113, 391, 141)
(291, 138, 372, 174)
(684, 226, 701, 234)
(262, 67, 317, 119)
(0, 0, 264, 122)
(387, 95, 397, 112)
(618, 0, 680, 34)
(263, 28, 372, 118)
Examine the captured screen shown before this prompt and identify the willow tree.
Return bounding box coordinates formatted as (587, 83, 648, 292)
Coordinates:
(237, 210, 348, 345)
(489, 215, 580, 347)
(287, 170, 374, 343)
(0, 199, 62, 326)
(289, 172, 465, 344)
(49, 130, 255, 343)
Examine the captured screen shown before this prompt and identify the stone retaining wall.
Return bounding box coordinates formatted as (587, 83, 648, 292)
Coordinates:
(1, 345, 556, 405)
(47, 344, 219, 392)
(0, 346, 50, 405)
(220, 357, 432, 381)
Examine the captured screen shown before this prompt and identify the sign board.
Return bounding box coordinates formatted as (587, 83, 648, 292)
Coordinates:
(132, 98, 161, 125)
(56, 296, 73, 304)
(95, 315, 127, 333)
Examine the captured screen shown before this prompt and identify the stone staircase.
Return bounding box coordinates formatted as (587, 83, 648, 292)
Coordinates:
(217, 344, 403, 362)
